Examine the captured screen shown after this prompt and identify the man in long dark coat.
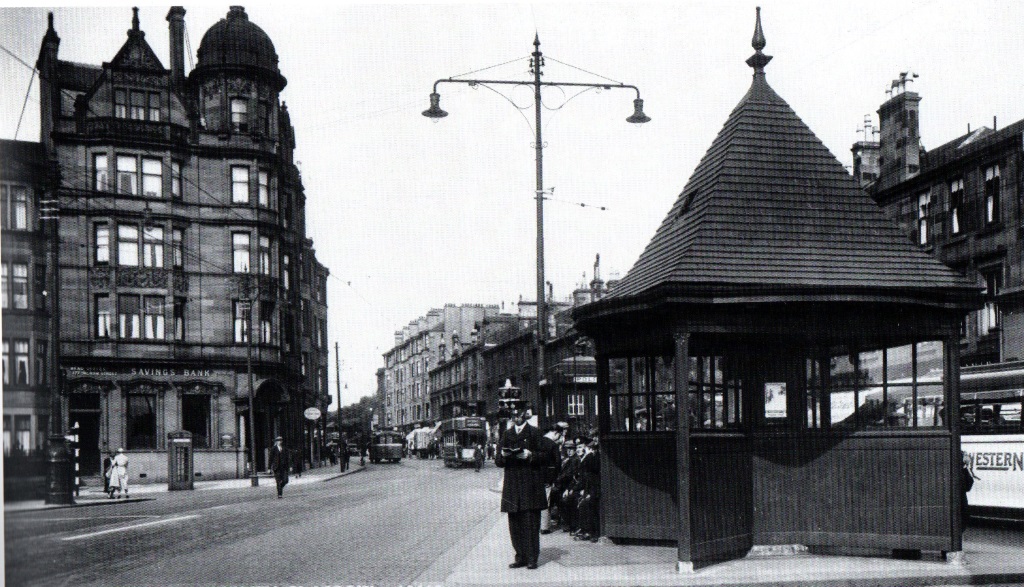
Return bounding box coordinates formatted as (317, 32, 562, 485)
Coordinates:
(268, 436, 290, 498)
(339, 436, 350, 472)
(495, 405, 550, 570)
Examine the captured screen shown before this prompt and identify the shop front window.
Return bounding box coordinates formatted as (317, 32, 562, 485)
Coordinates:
(126, 393, 156, 449)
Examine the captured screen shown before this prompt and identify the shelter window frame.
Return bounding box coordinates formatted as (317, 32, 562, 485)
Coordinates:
(690, 355, 742, 430)
(607, 355, 677, 433)
(823, 340, 946, 431)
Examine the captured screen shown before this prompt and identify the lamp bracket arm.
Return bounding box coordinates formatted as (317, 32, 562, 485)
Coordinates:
(435, 78, 642, 100)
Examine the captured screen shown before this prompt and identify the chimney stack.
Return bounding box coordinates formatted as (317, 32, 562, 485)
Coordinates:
(877, 86, 921, 190)
(166, 7, 186, 86)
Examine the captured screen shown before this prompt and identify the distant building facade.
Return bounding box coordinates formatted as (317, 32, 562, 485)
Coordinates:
(28, 6, 329, 482)
(381, 304, 498, 431)
(1, 140, 52, 488)
(866, 86, 1024, 366)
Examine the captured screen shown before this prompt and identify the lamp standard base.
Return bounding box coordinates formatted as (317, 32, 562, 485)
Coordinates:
(45, 434, 74, 505)
(250, 474, 259, 487)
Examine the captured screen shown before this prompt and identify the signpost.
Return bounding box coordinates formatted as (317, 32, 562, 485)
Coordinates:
(305, 407, 322, 466)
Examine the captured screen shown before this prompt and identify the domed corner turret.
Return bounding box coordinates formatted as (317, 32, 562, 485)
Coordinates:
(190, 6, 286, 137)
(193, 6, 286, 91)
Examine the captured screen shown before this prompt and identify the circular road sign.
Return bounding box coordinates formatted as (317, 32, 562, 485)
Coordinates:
(304, 407, 322, 420)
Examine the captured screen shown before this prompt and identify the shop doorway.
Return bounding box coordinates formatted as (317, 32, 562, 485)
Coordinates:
(68, 394, 101, 476)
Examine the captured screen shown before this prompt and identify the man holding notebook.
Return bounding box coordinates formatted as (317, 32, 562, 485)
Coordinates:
(495, 404, 550, 570)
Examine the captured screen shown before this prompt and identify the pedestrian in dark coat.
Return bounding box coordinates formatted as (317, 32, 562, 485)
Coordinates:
(269, 436, 290, 498)
(102, 453, 113, 494)
(553, 441, 580, 530)
(540, 423, 566, 533)
(573, 438, 601, 542)
(495, 405, 550, 570)
(961, 459, 975, 533)
(339, 436, 350, 472)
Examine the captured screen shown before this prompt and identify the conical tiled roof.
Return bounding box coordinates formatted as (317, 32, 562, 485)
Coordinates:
(599, 10, 978, 306)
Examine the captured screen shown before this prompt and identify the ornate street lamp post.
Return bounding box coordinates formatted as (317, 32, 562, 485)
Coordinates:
(424, 35, 649, 403)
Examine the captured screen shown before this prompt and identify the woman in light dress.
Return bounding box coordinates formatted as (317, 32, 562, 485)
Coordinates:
(108, 448, 129, 498)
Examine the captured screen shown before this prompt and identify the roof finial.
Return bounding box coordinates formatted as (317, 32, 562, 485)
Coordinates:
(752, 6, 766, 51)
(47, 12, 54, 31)
(745, 6, 772, 74)
(132, 7, 140, 31)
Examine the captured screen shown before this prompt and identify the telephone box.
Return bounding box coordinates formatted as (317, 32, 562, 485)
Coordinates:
(167, 430, 194, 490)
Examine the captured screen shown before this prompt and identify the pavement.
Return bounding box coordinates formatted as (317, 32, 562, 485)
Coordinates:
(3, 462, 365, 512)
(444, 519, 1024, 587)
(443, 475, 1024, 587)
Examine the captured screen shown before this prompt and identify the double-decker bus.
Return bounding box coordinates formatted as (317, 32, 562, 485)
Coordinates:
(961, 364, 1024, 522)
(437, 416, 488, 468)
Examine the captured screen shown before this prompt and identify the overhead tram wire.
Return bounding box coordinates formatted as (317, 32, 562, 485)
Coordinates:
(14, 69, 36, 140)
(317, 55, 530, 127)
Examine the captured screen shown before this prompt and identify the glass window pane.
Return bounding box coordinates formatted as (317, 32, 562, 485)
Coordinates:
(916, 385, 944, 428)
(829, 354, 857, 428)
(95, 224, 109, 263)
(608, 358, 628, 395)
(609, 395, 629, 432)
(232, 166, 249, 203)
(632, 393, 649, 432)
(117, 156, 137, 195)
(916, 341, 944, 383)
(654, 394, 676, 431)
(631, 357, 648, 395)
(127, 394, 156, 449)
(182, 395, 210, 448)
(886, 385, 914, 427)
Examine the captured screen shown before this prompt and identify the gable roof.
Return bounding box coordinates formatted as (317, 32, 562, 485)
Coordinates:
(596, 16, 978, 308)
(106, 8, 166, 73)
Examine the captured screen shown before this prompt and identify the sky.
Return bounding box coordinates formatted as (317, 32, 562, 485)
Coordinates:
(2, 1, 1022, 410)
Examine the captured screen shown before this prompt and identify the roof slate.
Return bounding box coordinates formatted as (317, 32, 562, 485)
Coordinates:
(56, 60, 101, 92)
(604, 66, 979, 303)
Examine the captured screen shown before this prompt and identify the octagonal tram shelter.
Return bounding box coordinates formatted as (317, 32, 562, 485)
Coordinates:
(572, 10, 982, 572)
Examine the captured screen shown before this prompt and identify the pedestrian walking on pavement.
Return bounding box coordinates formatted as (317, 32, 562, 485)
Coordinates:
(102, 452, 113, 494)
(495, 404, 551, 570)
(474, 442, 485, 472)
(108, 448, 129, 499)
(269, 436, 290, 498)
(339, 436, 350, 472)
